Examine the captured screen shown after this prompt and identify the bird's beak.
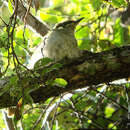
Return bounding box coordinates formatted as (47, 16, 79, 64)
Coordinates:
(75, 17, 84, 23)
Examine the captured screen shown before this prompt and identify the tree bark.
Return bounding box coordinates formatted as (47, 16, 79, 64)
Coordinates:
(3, 0, 50, 36)
(0, 46, 130, 108)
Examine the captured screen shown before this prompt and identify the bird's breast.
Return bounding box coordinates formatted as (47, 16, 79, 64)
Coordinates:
(42, 30, 81, 61)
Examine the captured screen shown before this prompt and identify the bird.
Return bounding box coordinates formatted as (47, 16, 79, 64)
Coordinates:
(28, 18, 84, 69)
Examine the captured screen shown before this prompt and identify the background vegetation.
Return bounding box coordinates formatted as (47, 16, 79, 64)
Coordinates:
(0, 0, 130, 129)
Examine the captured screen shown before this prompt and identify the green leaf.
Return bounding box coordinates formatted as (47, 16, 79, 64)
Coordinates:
(90, 0, 102, 10)
(111, 0, 126, 7)
(33, 37, 42, 46)
(34, 57, 53, 69)
(104, 106, 115, 118)
(40, 12, 58, 23)
(41, 57, 53, 66)
(113, 18, 124, 46)
(108, 123, 117, 129)
(54, 78, 68, 87)
(8, 0, 13, 14)
(50, 63, 62, 70)
(9, 76, 18, 85)
(15, 45, 26, 63)
(125, 83, 130, 88)
(41, 62, 62, 73)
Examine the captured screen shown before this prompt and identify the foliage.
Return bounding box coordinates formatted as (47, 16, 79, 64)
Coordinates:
(0, 0, 130, 129)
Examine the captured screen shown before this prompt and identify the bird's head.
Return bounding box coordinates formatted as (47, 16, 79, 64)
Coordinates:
(54, 17, 84, 31)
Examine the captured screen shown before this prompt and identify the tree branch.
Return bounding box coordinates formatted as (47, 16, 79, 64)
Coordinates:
(3, 0, 50, 36)
(0, 46, 130, 108)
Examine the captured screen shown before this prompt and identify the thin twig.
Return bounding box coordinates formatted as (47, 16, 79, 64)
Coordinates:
(50, 95, 62, 130)
(32, 97, 56, 129)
